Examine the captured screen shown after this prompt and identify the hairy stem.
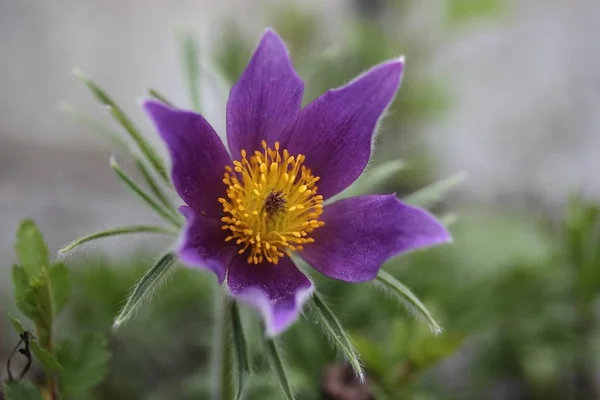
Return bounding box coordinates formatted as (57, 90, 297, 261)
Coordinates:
(211, 288, 233, 400)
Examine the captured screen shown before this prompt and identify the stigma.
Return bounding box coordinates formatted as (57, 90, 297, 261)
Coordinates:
(219, 140, 324, 265)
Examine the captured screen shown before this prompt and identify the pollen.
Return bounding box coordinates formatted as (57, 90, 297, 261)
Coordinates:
(219, 140, 324, 265)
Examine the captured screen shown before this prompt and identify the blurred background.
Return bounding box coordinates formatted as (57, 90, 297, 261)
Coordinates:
(2, 0, 600, 398)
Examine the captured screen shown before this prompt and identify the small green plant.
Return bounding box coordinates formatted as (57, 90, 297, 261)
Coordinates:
(2, 220, 111, 399)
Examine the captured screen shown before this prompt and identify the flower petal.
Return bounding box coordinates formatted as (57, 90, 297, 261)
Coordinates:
(177, 206, 236, 283)
(227, 256, 313, 336)
(300, 194, 451, 282)
(144, 100, 231, 217)
(287, 58, 404, 199)
(226, 29, 304, 156)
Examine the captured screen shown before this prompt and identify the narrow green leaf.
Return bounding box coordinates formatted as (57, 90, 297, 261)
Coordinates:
(135, 158, 177, 213)
(113, 253, 178, 328)
(15, 219, 48, 280)
(148, 89, 174, 107)
(9, 314, 26, 334)
(440, 213, 459, 227)
(110, 157, 181, 228)
(403, 171, 466, 208)
(309, 293, 365, 381)
(178, 33, 201, 112)
(339, 160, 406, 200)
(264, 338, 295, 400)
(48, 263, 70, 316)
(56, 333, 111, 397)
(3, 381, 43, 400)
(375, 270, 442, 335)
(230, 301, 250, 399)
(73, 69, 169, 184)
(58, 103, 130, 151)
(30, 341, 62, 373)
(59, 225, 176, 254)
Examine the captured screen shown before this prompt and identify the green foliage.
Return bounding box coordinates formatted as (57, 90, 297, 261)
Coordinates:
(48, 263, 70, 316)
(113, 252, 178, 328)
(308, 293, 365, 381)
(178, 33, 202, 112)
(15, 220, 48, 281)
(446, 0, 505, 24)
(59, 225, 176, 254)
(110, 157, 182, 228)
(55, 334, 111, 397)
(264, 339, 295, 400)
(5, 219, 111, 399)
(375, 270, 442, 335)
(29, 341, 62, 373)
(73, 69, 169, 184)
(230, 301, 250, 400)
(2, 381, 43, 400)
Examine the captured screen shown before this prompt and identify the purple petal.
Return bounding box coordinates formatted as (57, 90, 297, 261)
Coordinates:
(177, 206, 237, 283)
(300, 194, 451, 283)
(226, 29, 304, 156)
(227, 256, 313, 336)
(144, 100, 231, 217)
(286, 58, 405, 199)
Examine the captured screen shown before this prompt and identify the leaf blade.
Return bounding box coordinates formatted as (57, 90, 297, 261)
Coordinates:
(403, 171, 466, 208)
(15, 219, 48, 280)
(309, 293, 365, 381)
(48, 263, 70, 317)
(375, 270, 442, 335)
(110, 157, 182, 228)
(59, 225, 176, 254)
(9, 314, 26, 334)
(73, 69, 169, 184)
(30, 341, 62, 373)
(264, 338, 295, 400)
(230, 301, 250, 400)
(178, 33, 201, 112)
(56, 334, 111, 397)
(147, 89, 174, 107)
(3, 381, 43, 400)
(113, 253, 178, 329)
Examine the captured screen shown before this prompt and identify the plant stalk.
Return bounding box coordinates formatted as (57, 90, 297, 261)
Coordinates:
(211, 287, 233, 400)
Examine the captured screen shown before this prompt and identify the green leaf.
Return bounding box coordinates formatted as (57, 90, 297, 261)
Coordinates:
(113, 253, 178, 328)
(59, 225, 176, 254)
(15, 219, 48, 280)
(147, 89, 174, 107)
(56, 333, 111, 397)
(447, 0, 505, 24)
(12, 265, 41, 321)
(135, 158, 177, 213)
(338, 160, 406, 200)
(3, 381, 43, 400)
(73, 69, 170, 184)
(309, 293, 365, 381)
(58, 103, 130, 151)
(110, 157, 181, 228)
(375, 270, 442, 335)
(403, 171, 466, 208)
(9, 313, 26, 334)
(230, 301, 250, 399)
(178, 33, 201, 112)
(440, 213, 459, 227)
(264, 338, 295, 400)
(30, 341, 62, 373)
(48, 263, 70, 316)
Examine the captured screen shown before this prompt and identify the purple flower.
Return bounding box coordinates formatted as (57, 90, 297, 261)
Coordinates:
(143, 29, 451, 336)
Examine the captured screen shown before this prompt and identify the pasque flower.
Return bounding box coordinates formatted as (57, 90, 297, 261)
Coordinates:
(143, 29, 451, 336)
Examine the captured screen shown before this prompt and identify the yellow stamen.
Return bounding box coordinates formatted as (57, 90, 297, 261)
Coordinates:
(219, 141, 325, 265)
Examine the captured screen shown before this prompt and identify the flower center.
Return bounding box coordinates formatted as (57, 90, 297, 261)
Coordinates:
(219, 140, 324, 265)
